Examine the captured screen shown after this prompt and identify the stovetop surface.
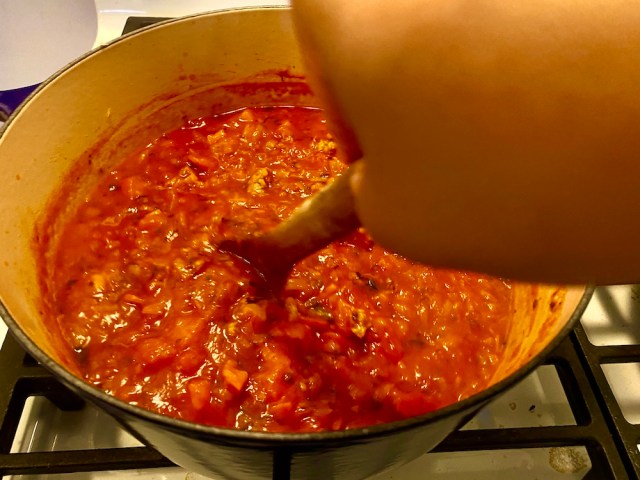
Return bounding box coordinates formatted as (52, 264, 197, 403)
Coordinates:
(3, 301, 639, 480)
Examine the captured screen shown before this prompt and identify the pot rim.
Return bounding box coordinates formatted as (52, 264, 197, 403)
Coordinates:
(0, 6, 596, 446)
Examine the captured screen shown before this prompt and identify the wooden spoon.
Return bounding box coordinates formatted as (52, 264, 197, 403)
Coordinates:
(219, 160, 362, 293)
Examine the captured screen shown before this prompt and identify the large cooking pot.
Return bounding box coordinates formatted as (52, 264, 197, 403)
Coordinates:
(0, 7, 592, 480)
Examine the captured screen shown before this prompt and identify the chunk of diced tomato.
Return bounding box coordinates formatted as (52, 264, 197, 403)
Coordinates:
(393, 391, 437, 417)
(121, 175, 147, 200)
(187, 377, 211, 410)
(267, 399, 295, 423)
(137, 338, 176, 369)
(175, 347, 205, 375)
(222, 359, 249, 391)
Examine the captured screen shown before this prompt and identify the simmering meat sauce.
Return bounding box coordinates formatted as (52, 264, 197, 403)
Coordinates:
(42, 106, 512, 432)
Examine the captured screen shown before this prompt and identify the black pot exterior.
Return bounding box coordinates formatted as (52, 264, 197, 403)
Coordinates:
(85, 385, 474, 480)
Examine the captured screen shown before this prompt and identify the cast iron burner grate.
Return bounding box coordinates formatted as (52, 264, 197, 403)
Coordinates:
(1, 16, 639, 480)
(1, 324, 638, 479)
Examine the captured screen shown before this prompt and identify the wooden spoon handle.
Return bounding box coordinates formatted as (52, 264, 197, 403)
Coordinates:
(259, 160, 361, 264)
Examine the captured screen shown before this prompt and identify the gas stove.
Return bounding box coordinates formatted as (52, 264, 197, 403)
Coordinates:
(1, 2, 639, 479)
(3, 287, 639, 480)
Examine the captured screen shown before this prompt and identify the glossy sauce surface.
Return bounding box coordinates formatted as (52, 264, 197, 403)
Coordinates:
(44, 107, 512, 432)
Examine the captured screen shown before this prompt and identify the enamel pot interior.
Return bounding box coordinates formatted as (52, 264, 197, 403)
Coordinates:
(0, 7, 592, 480)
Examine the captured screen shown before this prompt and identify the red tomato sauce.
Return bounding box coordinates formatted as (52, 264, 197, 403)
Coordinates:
(42, 106, 512, 432)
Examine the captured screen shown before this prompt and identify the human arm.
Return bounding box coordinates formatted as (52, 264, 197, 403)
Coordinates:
(292, 0, 640, 284)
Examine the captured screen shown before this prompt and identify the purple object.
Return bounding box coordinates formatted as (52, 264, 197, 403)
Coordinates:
(0, 84, 38, 122)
